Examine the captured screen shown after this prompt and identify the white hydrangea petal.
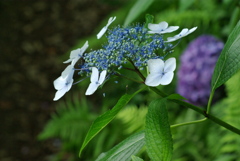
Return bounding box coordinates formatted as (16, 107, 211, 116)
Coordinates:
(71, 41, 89, 66)
(107, 16, 116, 27)
(148, 30, 157, 34)
(81, 41, 89, 52)
(85, 82, 99, 95)
(97, 17, 116, 39)
(179, 28, 189, 36)
(53, 86, 68, 101)
(70, 49, 80, 58)
(148, 22, 179, 34)
(188, 27, 197, 35)
(63, 59, 72, 64)
(165, 37, 177, 42)
(90, 67, 99, 82)
(163, 26, 179, 33)
(148, 23, 160, 31)
(63, 41, 89, 65)
(61, 65, 74, 78)
(165, 27, 197, 42)
(53, 76, 66, 90)
(147, 59, 164, 74)
(63, 49, 79, 64)
(97, 27, 107, 39)
(164, 58, 176, 72)
(71, 59, 78, 66)
(53, 77, 73, 101)
(98, 70, 107, 84)
(66, 79, 74, 91)
(160, 72, 174, 85)
(158, 21, 168, 30)
(145, 73, 162, 87)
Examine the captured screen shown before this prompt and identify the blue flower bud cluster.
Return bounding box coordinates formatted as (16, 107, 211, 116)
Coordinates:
(79, 24, 173, 75)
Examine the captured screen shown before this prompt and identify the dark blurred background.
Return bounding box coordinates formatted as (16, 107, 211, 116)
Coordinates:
(0, 0, 125, 160)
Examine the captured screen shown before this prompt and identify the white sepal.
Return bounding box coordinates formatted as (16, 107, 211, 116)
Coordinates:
(85, 67, 107, 95)
(145, 58, 176, 87)
(148, 21, 179, 34)
(53, 78, 73, 101)
(53, 65, 75, 101)
(63, 41, 89, 66)
(166, 27, 197, 42)
(97, 16, 116, 39)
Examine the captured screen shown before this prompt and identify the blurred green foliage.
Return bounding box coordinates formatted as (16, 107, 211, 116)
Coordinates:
(39, 94, 122, 161)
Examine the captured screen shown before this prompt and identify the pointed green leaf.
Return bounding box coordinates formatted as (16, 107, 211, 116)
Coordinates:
(79, 87, 145, 156)
(124, 0, 154, 26)
(95, 131, 145, 161)
(131, 155, 144, 161)
(145, 98, 173, 161)
(211, 20, 240, 90)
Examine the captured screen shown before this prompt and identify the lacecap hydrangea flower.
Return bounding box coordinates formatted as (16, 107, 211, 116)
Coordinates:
(145, 58, 176, 86)
(177, 35, 224, 106)
(53, 18, 197, 101)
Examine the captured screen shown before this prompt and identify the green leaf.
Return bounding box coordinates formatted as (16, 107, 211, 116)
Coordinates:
(144, 14, 154, 28)
(145, 98, 173, 161)
(95, 131, 145, 161)
(79, 87, 145, 156)
(131, 155, 144, 161)
(211, 20, 240, 91)
(124, 0, 154, 26)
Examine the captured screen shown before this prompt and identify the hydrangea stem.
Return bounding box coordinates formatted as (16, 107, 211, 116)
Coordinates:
(206, 91, 214, 114)
(171, 118, 207, 128)
(128, 59, 146, 81)
(150, 87, 240, 135)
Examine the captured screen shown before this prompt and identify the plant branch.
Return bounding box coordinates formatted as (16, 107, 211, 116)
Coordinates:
(207, 91, 214, 114)
(150, 87, 240, 135)
(171, 118, 207, 128)
(128, 60, 146, 81)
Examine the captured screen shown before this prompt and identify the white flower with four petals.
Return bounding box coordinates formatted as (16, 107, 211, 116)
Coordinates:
(85, 67, 107, 95)
(145, 58, 176, 87)
(166, 27, 197, 42)
(148, 21, 179, 34)
(53, 65, 75, 101)
(63, 41, 89, 66)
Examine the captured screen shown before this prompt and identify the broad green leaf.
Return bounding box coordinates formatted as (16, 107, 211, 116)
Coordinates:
(131, 155, 144, 161)
(145, 98, 173, 161)
(211, 20, 240, 91)
(79, 87, 145, 156)
(95, 131, 145, 161)
(124, 0, 154, 26)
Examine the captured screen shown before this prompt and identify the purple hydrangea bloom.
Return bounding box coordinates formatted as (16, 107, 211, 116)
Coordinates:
(177, 35, 224, 106)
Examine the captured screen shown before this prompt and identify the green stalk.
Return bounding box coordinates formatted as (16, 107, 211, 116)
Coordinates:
(150, 87, 240, 135)
(171, 118, 207, 128)
(128, 59, 146, 81)
(206, 91, 215, 114)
